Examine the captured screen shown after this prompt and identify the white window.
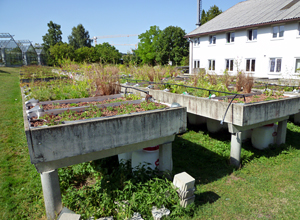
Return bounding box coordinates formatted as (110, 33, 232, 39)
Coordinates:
(225, 59, 234, 71)
(273, 25, 284, 38)
(208, 59, 215, 70)
(248, 29, 257, 41)
(198, 37, 200, 45)
(270, 58, 282, 73)
(194, 60, 200, 68)
(298, 23, 300, 35)
(194, 38, 197, 46)
(226, 32, 235, 43)
(295, 59, 300, 73)
(209, 35, 216, 44)
(246, 59, 256, 72)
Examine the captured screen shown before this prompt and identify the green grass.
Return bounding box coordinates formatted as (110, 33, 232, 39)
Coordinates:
(1, 66, 300, 219)
(172, 124, 300, 219)
(0, 67, 46, 219)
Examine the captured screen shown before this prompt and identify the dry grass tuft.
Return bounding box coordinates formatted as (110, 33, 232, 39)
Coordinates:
(207, 73, 217, 85)
(236, 71, 254, 93)
(85, 64, 120, 96)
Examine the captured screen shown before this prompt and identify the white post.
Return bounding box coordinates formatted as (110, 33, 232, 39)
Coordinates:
(159, 143, 173, 172)
(40, 169, 62, 220)
(189, 40, 193, 74)
(276, 119, 287, 146)
(230, 132, 242, 167)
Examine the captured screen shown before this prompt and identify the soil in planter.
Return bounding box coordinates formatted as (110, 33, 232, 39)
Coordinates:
(226, 94, 289, 103)
(30, 102, 167, 127)
(38, 97, 138, 110)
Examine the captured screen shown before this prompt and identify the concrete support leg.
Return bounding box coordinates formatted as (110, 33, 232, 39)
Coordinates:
(40, 169, 62, 220)
(276, 119, 287, 146)
(159, 143, 173, 172)
(294, 113, 300, 124)
(230, 132, 242, 167)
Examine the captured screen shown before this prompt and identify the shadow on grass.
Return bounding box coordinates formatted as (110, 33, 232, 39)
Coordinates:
(187, 123, 232, 142)
(195, 191, 221, 206)
(172, 133, 234, 186)
(0, 69, 11, 75)
(239, 126, 300, 162)
(175, 122, 300, 185)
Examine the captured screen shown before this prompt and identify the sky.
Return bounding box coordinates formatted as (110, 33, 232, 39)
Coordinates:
(0, 0, 242, 53)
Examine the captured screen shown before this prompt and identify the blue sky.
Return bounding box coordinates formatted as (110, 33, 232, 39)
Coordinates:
(0, 0, 242, 53)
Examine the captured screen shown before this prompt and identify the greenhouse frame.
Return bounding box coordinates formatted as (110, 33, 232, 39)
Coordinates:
(35, 45, 47, 65)
(17, 40, 39, 66)
(0, 33, 23, 66)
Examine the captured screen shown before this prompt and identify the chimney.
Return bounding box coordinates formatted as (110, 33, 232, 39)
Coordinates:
(196, 0, 202, 27)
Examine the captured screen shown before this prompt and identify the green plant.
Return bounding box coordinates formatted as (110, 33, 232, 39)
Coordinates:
(264, 89, 273, 97)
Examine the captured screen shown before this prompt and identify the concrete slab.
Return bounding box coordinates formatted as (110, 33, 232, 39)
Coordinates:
(173, 172, 195, 191)
(152, 206, 170, 220)
(58, 213, 81, 220)
(129, 212, 144, 220)
(180, 195, 195, 208)
(177, 187, 195, 200)
(57, 207, 81, 220)
(96, 217, 114, 220)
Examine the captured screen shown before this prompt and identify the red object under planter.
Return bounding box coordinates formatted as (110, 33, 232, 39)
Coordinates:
(143, 145, 159, 151)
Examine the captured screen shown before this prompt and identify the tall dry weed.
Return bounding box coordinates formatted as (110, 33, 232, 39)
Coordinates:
(243, 72, 254, 93)
(207, 73, 217, 85)
(235, 71, 253, 93)
(85, 64, 120, 96)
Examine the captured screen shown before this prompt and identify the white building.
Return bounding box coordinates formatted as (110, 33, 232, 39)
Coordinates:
(186, 0, 300, 79)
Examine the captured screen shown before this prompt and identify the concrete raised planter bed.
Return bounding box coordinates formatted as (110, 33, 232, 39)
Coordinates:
(22, 88, 187, 219)
(124, 86, 300, 167)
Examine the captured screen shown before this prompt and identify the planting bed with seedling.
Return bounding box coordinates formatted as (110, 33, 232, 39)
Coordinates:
(20, 64, 187, 219)
(20, 65, 69, 82)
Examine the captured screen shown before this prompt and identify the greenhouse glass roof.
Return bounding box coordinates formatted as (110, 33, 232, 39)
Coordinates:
(0, 33, 23, 66)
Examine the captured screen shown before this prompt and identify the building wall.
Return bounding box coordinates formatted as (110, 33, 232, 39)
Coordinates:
(190, 21, 300, 78)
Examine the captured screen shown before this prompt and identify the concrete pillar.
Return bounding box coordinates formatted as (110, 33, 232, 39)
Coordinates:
(40, 169, 62, 220)
(159, 143, 173, 172)
(230, 132, 242, 167)
(276, 119, 287, 146)
(294, 113, 300, 125)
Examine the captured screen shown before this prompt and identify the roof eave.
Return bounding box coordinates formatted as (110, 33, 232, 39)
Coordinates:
(184, 17, 300, 38)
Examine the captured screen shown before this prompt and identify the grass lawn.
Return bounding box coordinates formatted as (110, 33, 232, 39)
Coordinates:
(1, 66, 300, 219)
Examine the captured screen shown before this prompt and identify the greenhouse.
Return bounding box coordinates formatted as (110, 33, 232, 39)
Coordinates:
(35, 45, 47, 65)
(17, 40, 38, 66)
(0, 33, 23, 66)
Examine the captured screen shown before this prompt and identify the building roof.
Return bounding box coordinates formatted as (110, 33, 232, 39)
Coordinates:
(186, 0, 300, 37)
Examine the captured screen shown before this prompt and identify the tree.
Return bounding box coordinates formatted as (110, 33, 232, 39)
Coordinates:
(135, 25, 161, 65)
(74, 46, 97, 63)
(155, 26, 189, 66)
(48, 42, 75, 66)
(68, 24, 92, 50)
(42, 21, 63, 52)
(122, 51, 141, 66)
(201, 5, 222, 25)
(200, 9, 208, 25)
(94, 42, 122, 64)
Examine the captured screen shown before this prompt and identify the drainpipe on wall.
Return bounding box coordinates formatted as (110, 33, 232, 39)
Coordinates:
(188, 38, 193, 75)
